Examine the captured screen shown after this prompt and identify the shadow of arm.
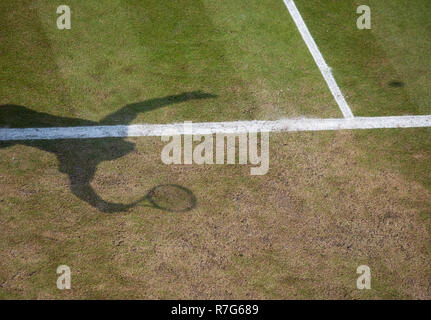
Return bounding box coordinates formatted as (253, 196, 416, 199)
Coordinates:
(99, 91, 217, 125)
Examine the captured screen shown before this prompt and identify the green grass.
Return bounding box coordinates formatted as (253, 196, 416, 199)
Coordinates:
(0, 0, 430, 299)
(1, 0, 341, 125)
(295, 0, 431, 116)
(2, 1, 430, 121)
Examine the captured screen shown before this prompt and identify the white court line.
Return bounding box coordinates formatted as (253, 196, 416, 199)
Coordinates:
(283, 0, 355, 119)
(1, 116, 430, 140)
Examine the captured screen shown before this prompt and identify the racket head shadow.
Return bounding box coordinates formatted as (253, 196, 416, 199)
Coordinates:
(146, 184, 197, 212)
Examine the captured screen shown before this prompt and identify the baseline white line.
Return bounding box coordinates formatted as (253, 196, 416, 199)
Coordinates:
(283, 0, 355, 119)
(1, 116, 430, 140)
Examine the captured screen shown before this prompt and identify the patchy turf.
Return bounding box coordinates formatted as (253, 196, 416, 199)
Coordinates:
(1, 129, 430, 299)
(0, 0, 430, 299)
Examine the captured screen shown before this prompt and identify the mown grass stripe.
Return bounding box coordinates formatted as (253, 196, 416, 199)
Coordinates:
(283, 0, 355, 119)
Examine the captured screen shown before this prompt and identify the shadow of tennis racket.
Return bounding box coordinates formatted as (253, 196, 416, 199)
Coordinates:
(138, 184, 197, 212)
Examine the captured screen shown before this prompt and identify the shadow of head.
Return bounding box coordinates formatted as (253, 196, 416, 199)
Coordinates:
(388, 80, 405, 88)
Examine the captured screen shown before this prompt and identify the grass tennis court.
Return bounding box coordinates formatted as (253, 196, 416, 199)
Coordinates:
(0, 0, 430, 299)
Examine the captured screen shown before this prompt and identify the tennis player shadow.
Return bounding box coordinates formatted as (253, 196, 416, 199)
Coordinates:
(0, 91, 215, 213)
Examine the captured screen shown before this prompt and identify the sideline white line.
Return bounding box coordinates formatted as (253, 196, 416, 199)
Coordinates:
(283, 0, 355, 119)
(1, 116, 430, 140)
